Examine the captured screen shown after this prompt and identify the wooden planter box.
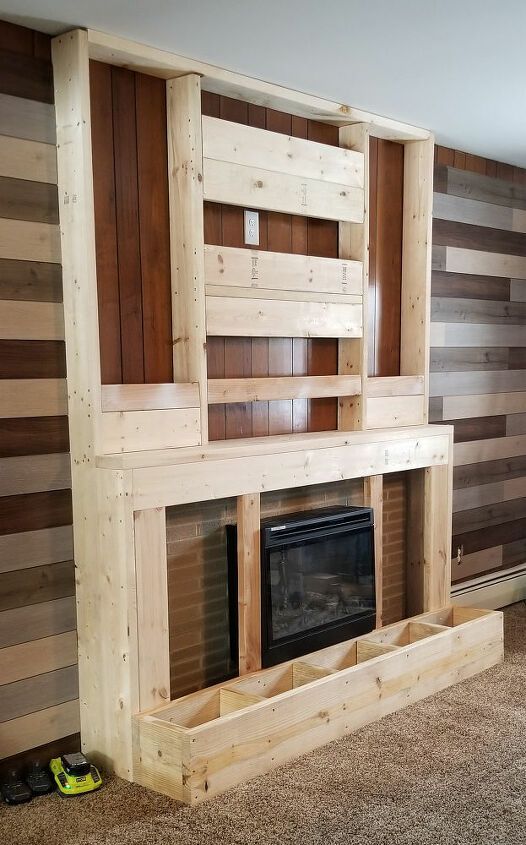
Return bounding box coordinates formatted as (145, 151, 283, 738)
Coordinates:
(133, 606, 503, 804)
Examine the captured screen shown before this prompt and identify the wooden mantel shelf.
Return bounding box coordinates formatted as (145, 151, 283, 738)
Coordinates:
(96, 424, 450, 470)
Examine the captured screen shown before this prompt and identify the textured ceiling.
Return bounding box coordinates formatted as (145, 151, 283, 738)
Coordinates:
(2, 0, 526, 166)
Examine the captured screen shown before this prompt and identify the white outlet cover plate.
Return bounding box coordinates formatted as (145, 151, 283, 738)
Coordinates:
(244, 209, 259, 246)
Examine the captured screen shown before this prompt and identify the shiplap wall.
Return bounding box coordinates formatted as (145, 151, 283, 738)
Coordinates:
(0, 21, 79, 763)
(432, 146, 526, 584)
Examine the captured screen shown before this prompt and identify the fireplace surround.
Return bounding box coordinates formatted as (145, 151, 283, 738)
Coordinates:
(227, 505, 376, 667)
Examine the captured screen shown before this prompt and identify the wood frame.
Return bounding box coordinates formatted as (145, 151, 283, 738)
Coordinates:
(50, 26, 481, 803)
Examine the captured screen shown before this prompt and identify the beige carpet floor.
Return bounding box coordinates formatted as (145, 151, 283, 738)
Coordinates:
(2, 603, 525, 845)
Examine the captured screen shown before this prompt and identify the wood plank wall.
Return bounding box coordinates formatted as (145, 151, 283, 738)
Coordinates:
(0, 20, 80, 766)
(432, 145, 526, 584)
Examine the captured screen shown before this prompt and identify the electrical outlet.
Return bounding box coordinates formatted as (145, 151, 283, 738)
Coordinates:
(244, 209, 259, 246)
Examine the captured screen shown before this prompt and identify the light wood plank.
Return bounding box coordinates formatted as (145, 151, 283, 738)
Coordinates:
(101, 382, 200, 412)
(433, 192, 519, 231)
(203, 158, 364, 223)
(452, 546, 503, 582)
(206, 296, 362, 339)
(167, 74, 208, 442)
(0, 93, 56, 145)
(204, 244, 362, 296)
(208, 375, 361, 404)
(0, 378, 67, 418)
(445, 246, 526, 280)
(205, 284, 361, 304)
(0, 453, 71, 497)
(0, 631, 77, 686)
(431, 296, 526, 325)
(237, 494, 261, 675)
(443, 393, 526, 420)
(431, 369, 526, 397)
(453, 477, 526, 513)
(0, 596, 76, 649)
(366, 395, 426, 429)
(0, 698, 79, 760)
(367, 376, 425, 398)
(135, 508, 170, 710)
(454, 434, 526, 466)
(0, 299, 64, 340)
(100, 408, 201, 453)
(0, 218, 61, 263)
(0, 134, 57, 184)
(430, 322, 526, 348)
(363, 475, 383, 627)
(0, 526, 73, 574)
(202, 115, 364, 187)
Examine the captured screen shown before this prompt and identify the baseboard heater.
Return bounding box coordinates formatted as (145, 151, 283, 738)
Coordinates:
(452, 562, 526, 609)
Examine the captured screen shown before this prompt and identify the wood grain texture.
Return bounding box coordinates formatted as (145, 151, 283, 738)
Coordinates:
(0, 340, 65, 378)
(0, 630, 77, 686)
(0, 525, 73, 574)
(0, 92, 55, 144)
(0, 175, 58, 224)
(0, 596, 76, 649)
(0, 258, 62, 302)
(0, 300, 64, 340)
(0, 489, 72, 536)
(0, 135, 57, 184)
(0, 559, 74, 612)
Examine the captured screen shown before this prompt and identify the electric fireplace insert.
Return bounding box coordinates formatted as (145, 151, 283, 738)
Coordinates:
(227, 505, 376, 668)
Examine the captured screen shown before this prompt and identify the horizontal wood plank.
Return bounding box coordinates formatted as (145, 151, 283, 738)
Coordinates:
(454, 434, 526, 466)
(367, 376, 424, 397)
(0, 135, 57, 184)
(0, 92, 56, 145)
(431, 322, 526, 347)
(0, 525, 73, 574)
(447, 415, 506, 443)
(0, 453, 71, 497)
(453, 496, 526, 535)
(0, 559, 74, 612)
(0, 176, 58, 224)
(436, 165, 526, 210)
(0, 664, 78, 723)
(0, 698, 79, 759)
(366, 395, 426, 428)
(0, 596, 76, 648)
(507, 413, 526, 436)
(431, 270, 510, 302)
(203, 159, 364, 223)
(453, 477, 526, 513)
(0, 416, 69, 458)
(444, 246, 526, 280)
(0, 217, 61, 263)
(0, 378, 67, 418)
(202, 115, 364, 187)
(100, 408, 201, 453)
(208, 375, 361, 404)
(431, 297, 526, 325)
(433, 192, 518, 231)
(204, 244, 362, 296)
(454, 455, 526, 490)
(101, 383, 200, 412)
(452, 546, 503, 582)
(430, 347, 509, 372)
(206, 296, 362, 338)
(431, 369, 526, 397)
(0, 50, 53, 104)
(0, 258, 62, 301)
(443, 392, 526, 420)
(0, 300, 64, 340)
(433, 218, 526, 258)
(0, 489, 72, 536)
(0, 631, 77, 686)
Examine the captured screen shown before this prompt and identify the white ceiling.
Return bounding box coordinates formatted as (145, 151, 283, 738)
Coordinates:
(3, 0, 526, 167)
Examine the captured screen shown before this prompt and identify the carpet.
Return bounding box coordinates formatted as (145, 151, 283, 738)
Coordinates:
(2, 602, 525, 845)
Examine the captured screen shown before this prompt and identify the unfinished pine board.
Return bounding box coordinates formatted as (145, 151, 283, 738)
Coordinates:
(0, 630, 77, 686)
(205, 285, 361, 305)
(0, 378, 67, 418)
(0, 453, 70, 497)
(0, 525, 73, 574)
(0, 92, 56, 145)
(87, 30, 429, 140)
(204, 244, 363, 296)
(0, 299, 64, 340)
(0, 218, 61, 263)
(134, 606, 502, 803)
(0, 698, 79, 760)
(134, 508, 170, 710)
(237, 494, 261, 675)
(202, 116, 364, 187)
(0, 134, 57, 184)
(101, 382, 200, 412)
(400, 137, 433, 418)
(366, 395, 426, 429)
(100, 408, 201, 454)
(167, 74, 208, 442)
(430, 322, 526, 347)
(363, 475, 383, 627)
(203, 159, 364, 224)
(442, 392, 526, 420)
(131, 432, 451, 510)
(206, 296, 362, 339)
(208, 375, 361, 404)
(368, 376, 425, 398)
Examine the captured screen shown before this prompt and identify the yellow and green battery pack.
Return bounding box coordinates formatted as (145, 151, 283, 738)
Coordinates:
(50, 753, 102, 797)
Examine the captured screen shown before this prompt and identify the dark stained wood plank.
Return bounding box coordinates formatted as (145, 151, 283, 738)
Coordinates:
(435, 164, 526, 209)
(509, 348, 526, 369)
(0, 49, 53, 103)
(454, 455, 526, 490)
(0, 665, 78, 723)
(428, 396, 443, 422)
(431, 270, 510, 302)
(464, 153, 486, 175)
(0, 21, 34, 55)
(90, 60, 122, 384)
(0, 490, 72, 536)
(436, 146, 455, 167)
(433, 218, 526, 257)
(430, 347, 509, 372)
(32, 31, 52, 62)
(453, 496, 526, 536)
(503, 537, 526, 567)
(453, 517, 526, 556)
(136, 72, 173, 383)
(0, 177, 58, 223)
(0, 258, 62, 302)
(0, 417, 69, 458)
(0, 560, 74, 612)
(0, 340, 65, 379)
(112, 66, 144, 383)
(448, 415, 507, 444)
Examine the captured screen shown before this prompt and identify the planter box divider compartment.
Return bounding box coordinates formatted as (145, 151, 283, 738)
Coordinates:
(134, 605, 503, 804)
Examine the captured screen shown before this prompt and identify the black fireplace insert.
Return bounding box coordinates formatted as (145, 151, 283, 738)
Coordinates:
(227, 505, 376, 668)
